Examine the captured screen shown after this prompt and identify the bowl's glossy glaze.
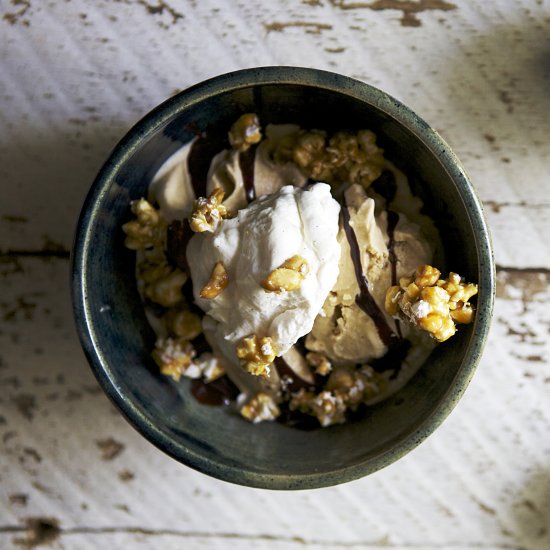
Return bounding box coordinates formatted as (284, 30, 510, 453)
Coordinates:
(72, 67, 494, 489)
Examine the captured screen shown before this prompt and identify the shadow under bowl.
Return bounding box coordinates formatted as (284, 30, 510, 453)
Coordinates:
(72, 67, 494, 490)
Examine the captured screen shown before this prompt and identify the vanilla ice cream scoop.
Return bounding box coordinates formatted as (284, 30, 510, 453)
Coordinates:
(186, 184, 341, 363)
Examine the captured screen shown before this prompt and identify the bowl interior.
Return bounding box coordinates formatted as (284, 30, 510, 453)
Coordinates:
(74, 72, 493, 489)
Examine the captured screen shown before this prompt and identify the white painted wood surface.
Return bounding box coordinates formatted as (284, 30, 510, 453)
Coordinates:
(1, 1, 549, 549)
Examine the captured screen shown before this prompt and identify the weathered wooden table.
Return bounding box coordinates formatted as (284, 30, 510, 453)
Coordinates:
(1, 1, 549, 548)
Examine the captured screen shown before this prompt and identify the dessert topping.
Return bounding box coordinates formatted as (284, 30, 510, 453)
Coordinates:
(138, 249, 188, 307)
(122, 198, 166, 250)
(236, 334, 276, 377)
(190, 188, 230, 233)
(273, 129, 385, 189)
(199, 261, 229, 299)
(152, 337, 195, 382)
(385, 264, 478, 342)
(290, 389, 347, 427)
(305, 352, 332, 376)
(164, 308, 203, 340)
(228, 113, 262, 152)
(239, 392, 281, 423)
(261, 255, 309, 292)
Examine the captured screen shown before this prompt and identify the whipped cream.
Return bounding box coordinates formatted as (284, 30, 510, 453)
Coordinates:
(187, 184, 341, 362)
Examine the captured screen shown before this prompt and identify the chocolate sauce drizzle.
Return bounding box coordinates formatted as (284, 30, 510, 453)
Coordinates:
(386, 210, 402, 338)
(386, 211, 399, 285)
(239, 144, 258, 203)
(191, 375, 240, 406)
(341, 206, 395, 347)
(166, 220, 192, 272)
(372, 170, 402, 338)
(187, 128, 229, 198)
(371, 170, 397, 202)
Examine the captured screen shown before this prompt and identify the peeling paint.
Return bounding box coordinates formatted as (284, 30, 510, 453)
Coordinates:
(137, 0, 183, 26)
(96, 437, 125, 460)
(9, 493, 28, 506)
(496, 269, 549, 302)
(13, 517, 60, 549)
(2, 296, 38, 322)
(329, 0, 456, 27)
(2, 0, 31, 27)
(484, 200, 550, 213)
(264, 21, 333, 34)
(11, 394, 37, 421)
(118, 469, 135, 481)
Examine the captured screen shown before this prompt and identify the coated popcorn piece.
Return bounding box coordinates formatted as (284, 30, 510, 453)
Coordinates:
(236, 335, 277, 377)
(228, 113, 262, 152)
(185, 353, 225, 382)
(385, 265, 478, 342)
(152, 337, 196, 382)
(122, 198, 166, 250)
(189, 188, 230, 233)
(273, 129, 385, 189)
(289, 364, 386, 427)
(290, 389, 347, 427)
(239, 392, 281, 423)
(137, 249, 188, 308)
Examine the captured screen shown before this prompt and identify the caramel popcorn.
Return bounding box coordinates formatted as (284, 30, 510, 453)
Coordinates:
(385, 264, 478, 342)
(138, 250, 188, 307)
(261, 255, 309, 292)
(186, 353, 225, 382)
(190, 188, 230, 233)
(122, 198, 166, 250)
(228, 113, 262, 151)
(164, 308, 202, 340)
(239, 392, 281, 423)
(152, 337, 195, 382)
(306, 352, 332, 376)
(290, 388, 347, 427)
(199, 261, 229, 299)
(288, 363, 386, 427)
(326, 365, 385, 407)
(236, 335, 276, 377)
(273, 129, 385, 189)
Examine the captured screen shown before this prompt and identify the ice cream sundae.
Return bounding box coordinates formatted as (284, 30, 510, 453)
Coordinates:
(122, 114, 478, 427)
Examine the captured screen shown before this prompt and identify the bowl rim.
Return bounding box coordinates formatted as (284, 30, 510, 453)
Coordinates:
(71, 66, 495, 490)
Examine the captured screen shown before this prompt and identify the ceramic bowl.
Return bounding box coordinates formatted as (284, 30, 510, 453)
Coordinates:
(72, 67, 494, 489)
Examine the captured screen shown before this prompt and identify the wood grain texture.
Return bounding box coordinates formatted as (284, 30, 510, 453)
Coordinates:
(1, 1, 549, 549)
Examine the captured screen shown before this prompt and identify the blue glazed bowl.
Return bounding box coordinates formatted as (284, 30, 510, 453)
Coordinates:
(71, 67, 494, 489)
